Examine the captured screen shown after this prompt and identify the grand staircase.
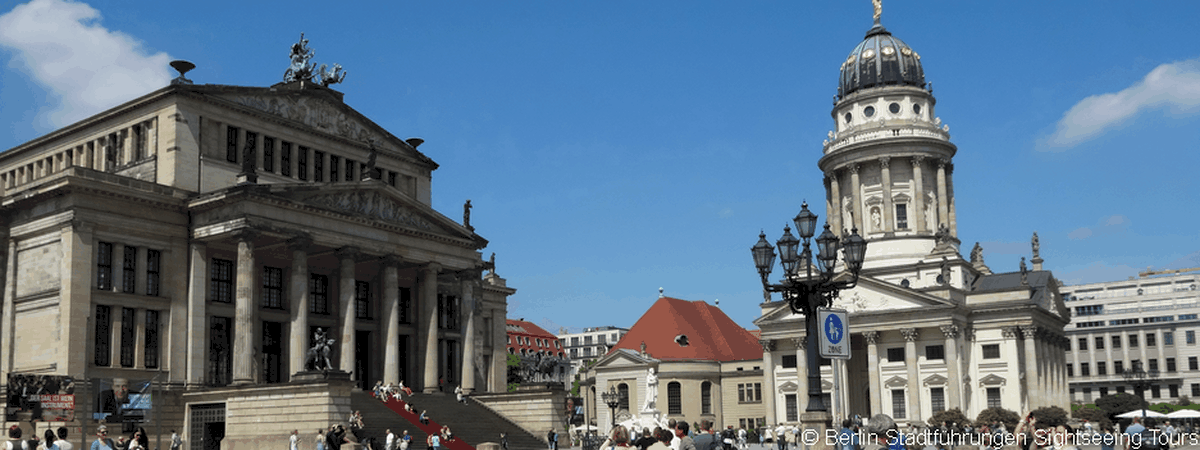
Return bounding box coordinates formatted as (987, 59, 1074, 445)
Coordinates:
(350, 391, 546, 450)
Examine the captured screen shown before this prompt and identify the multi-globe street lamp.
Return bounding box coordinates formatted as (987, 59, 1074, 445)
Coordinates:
(751, 201, 867, 413)
(601, 386, 622, 428)
(1122, 360, 1160, 422)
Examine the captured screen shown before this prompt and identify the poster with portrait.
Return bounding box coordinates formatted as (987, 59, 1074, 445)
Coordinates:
(93, 377, 152, 431)
(565, 396, 584, 425)
(5, 374, 76, 422)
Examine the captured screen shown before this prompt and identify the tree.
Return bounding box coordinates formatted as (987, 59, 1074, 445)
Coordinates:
(506, 353, 522, 392)
(1096, 393, 1147, 420)
(1030, 406, 1069, 428)
(1073, 405, 1112, 430)
(928, 408, 972, 427)
(976, 407, 1021, 430)
(1178, 395, 1192, 407)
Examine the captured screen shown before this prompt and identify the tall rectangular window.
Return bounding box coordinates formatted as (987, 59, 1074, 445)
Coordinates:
(226, 126, 239, 163)
(329, 155, 339, 182)
(1113, 335, 1123, 348)
(926, 345, 945, 360)
(1080, 362, 1090, 376)
(895, 204, 908, 229)
(388, 172, 397, 187)
(987, 387, 1001, 408)
(1193, 384, 1200, 397)
(399, 287, 411, 323)
(120, 307, 136, 367)
(262, 266, 284, 309)
(280, 142, 292, 177)
(209, 316, 232, 386)
(97, 242, 113, 290)
(345, 158, 356, 181)
(145, 249, 161, 296)
(122, 246, 137, 293)
(133, 124, 146, 160)
(94, 305, 112, 366)
(1149, 359, 1159, 372)
(1147, 334, 1157, 347)
(355, 281, 371, 319)
(298, 146, 309, 181)
(1095, 336, 1105, 350)
(982, 344, 1000, 359)
(1098, 361, 1107, 375)
(210, 258, 234, 303)
(1166, 332, 1175, 346)
(667, 382, 682, 414)
(785, 394, 798, 422)
(1077, 338, 1088, 351)
(1171, 384, 1180, 398)
(314, 151, 325, 182)
(309, 273, 329, 314)
(244, 131, 257, 170)
(144, 310, 160, 369)
(1067, 364, 1074, 377)
(1189, 330, 1197, 345)
(1115, 361, 1124, 373)
(1168, 358, 1177, 372)
(1130, 334, 1139, 347)
(930, 387, 945, 412)
(1190, 356, 1197, 371)
(262, 136, 275, 173)
(701, 382, 712, 414)
(892, 389, 906, 419)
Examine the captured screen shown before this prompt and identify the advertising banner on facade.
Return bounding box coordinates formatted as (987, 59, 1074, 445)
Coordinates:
(5, 374, 76, 422)
(93, 377, 152, 431)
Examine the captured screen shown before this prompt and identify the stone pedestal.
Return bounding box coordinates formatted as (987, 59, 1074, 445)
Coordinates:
(798, 411, 833, 450)
(292, 370, 352, 382)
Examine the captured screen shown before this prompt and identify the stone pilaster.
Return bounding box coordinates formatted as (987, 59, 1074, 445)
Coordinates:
(761, 339, 777, 425)
(792, 336, 807, 413)
(941, 325, 961, 410)
(946, 163, 957, 237)
(231, 230, 258, 386)
(0, 239, 16, 378)
(461, 274, 478, 393)
(60, 222, 94, 377)
(828, 171, 842, 235)
(936, 159, 949, 232)
(863, 331, 881, 416)
(186, 242, 208, 388)
(880, 157, 894, 233)
(337, 247, 359, 375)
(849, 164, 862, 232)
(382, 256, 401, 384)
(1020, 325, 1040, 409)
(911, 157, 926, 233)
(288, 237, 311, 377)
(421, 263, 442, 393)
(902, 328, 920, 420)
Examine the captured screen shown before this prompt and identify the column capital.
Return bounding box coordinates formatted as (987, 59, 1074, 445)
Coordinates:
(791, 336, 806, 348)
(1002, 326, 1019, 339)
(912, 155, 925, 166)
(827, 170, 839, 182)
(862, 330, 879, 345)
(879, 156, 890, 168)
(940, 324, 960, 339)
(286, 235, 313, 251)
(848, 163, 860, 175)
(232, 228, 259, 242)
(381, 254, 404, 268)
(901, 328, 919, 342)
(1019, 324, 1040, 339)
(423, 262, 443, 276)
(759, 339, 775, 352)
(938, 158, 949, 169)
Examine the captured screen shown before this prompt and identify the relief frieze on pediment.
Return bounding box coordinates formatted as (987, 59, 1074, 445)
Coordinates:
(229, 95, 382, 144)
(304, 190, 440, 232)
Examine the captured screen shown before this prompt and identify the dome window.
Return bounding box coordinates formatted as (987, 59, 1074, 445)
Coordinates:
(844, 112, 852, 124)
(864, 106, 876, 117)
(861, 48, 876, 59)
(881, 46, 896, 56)
(901, 47, 912, 56)
(889, 103, 901, 114)
(913, 104, 922, 115)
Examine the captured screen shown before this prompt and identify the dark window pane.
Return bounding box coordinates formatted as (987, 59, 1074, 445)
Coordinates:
(120, 307, 136, 367)
(94, 305, 112, 366)
(97, 242, 113, 290)
(145, 310, 160, 369)
(146, 249, 161, 296)
(210, 258, 234, 303)
(122, 246, 137, 293)
(262, 266, 284, 309)
(226, 126, 239, 163)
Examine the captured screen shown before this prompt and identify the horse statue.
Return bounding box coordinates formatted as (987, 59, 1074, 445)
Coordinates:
(306, 328, 335, 371)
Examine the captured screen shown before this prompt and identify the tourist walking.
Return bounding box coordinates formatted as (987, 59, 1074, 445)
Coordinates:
(290, 430, 299, 450)
(53, 428, 72, 450)
(385, 429, 395, 450)
(169, 430, 181, 450)
(315, 430, 326, 450)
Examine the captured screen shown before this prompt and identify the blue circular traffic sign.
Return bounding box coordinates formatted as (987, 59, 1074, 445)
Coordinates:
(824, 314, 844, 345)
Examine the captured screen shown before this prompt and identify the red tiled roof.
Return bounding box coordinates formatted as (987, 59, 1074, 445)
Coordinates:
(609, 297, 762, 362)
(506, 319, 563, 356)
(506, 319, 556, 338)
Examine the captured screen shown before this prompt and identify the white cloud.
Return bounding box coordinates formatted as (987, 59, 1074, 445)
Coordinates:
(1067, 214, 1129, 241)
(1040, 58, 1200, 149)
(0, 0, 172, 129)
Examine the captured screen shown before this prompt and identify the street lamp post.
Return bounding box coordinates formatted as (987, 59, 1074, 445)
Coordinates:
(751, 201, 867, 414)
(1122, 360, 1160, 423)
(601, 387, 622, 429)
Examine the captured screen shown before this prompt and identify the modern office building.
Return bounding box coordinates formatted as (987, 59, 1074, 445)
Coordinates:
(1063, 268, 1200, 404)
(559, 326, 629, 375)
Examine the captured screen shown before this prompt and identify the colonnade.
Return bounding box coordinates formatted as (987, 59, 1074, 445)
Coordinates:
(825, 156, 956, 238)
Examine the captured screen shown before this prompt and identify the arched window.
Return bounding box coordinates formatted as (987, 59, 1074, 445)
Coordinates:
(668, 381, 682, 414)
(618, 383, 630, 411)
(701, 381, 713, 414)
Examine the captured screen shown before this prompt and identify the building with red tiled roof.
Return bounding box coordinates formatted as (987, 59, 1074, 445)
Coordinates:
(584, 294, 766, 432)
(506, 319, 564, 358)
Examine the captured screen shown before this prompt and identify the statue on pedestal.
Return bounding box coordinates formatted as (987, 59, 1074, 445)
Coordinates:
(643, 367, 658, 412)
(306, 328, 336, 371)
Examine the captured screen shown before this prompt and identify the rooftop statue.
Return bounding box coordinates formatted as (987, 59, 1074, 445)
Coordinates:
(872, 0, 882, 23)
(283, 33, 348, 87)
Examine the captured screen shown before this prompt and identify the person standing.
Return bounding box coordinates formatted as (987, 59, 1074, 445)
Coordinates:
(168, 430, 180, 450)
(89, 426, 114, 450)
(53, 428, 72, 450)
(500, 432, 508, 450)
(429, 433, 442, 450)
(290, 430, 299, 450)
(548, 429, 559, 450)
(384, 429, 395, 450)
(400, 431, 412, 450)
(315, 430, 326, 450)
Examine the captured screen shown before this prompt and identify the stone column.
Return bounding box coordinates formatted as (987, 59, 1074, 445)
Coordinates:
(0, 240, 16, 378)
(828, 171, 842, 234)
(849, 164, 863, 232)
(936, 159, 949, 230)
(288, 237, 311, 377)
(1021, 325, 1040, 409)
(792, 336, 807, 413)
(863, 331, 882, 416)
(231, 231, 257, 386)
(946, 163, 957, 237)
(941, 325, 962, 410)
(902, 328, 921, 420)
(880, 157, 894, 233)
(760, 339, 777, 425)
(382, 257, 401, 384)
(461, 275, 478, 393)
(421, 263, 442, 392)
(186, 242, 208, 388)
(60, 222, 94, 377)
(1002, 327, 1022, 409)
(337, 247, 359, 374)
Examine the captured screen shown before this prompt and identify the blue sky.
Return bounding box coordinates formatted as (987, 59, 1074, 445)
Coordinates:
(1, 0, 1198, 333)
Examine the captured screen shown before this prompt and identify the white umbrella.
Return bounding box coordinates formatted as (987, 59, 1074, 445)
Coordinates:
(1117, 409, 1167, 418)
(1166, 409, 1200, 419)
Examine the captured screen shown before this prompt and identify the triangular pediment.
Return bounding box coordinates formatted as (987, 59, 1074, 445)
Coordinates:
(884, 375, 907, 388)
(273, 183, 476, 242)
(594, 348, 656, 371)
(207, 87, 435, 168)
(778, 381, 799, 393)
(923, 373, 948, 386)
(978, 374, 1006, 387)
(755, 274, 953, 327)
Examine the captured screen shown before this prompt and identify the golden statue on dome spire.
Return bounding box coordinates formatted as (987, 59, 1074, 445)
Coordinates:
(872, 0, 882, 24)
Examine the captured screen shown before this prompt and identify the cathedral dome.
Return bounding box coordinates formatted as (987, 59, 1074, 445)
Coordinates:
(838, 23, 925, 99)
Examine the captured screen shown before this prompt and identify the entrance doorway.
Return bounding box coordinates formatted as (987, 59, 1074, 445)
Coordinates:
(355, 330, 371, 390)
(188, 403, 225, 450)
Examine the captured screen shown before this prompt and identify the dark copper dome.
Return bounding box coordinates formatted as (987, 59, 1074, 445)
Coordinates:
(838, 24, 925, 99)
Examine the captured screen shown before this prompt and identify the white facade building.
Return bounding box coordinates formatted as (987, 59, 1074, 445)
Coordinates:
(561, 326, 629, 376)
